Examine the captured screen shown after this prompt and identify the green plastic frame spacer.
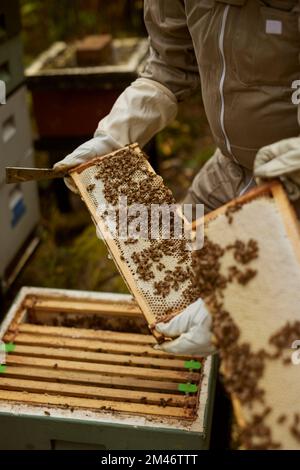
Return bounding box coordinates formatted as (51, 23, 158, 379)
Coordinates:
(0, 365, 6, 373)
(4, 343, 15, 353)
(0, 343, 15, 353)
(178, 383, 198, 393)
(184, 360, 202, 370)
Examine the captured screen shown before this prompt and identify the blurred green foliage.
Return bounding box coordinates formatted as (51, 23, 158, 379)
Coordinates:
(21, 0, 145, 64)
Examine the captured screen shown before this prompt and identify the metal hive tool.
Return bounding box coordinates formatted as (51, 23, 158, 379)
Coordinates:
(70, 144, 195, 338)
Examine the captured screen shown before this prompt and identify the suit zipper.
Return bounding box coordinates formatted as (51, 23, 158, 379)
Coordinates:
(218, 5, 236, 160)
(239, 175, 255, 196)
(219, 6, 254, 195)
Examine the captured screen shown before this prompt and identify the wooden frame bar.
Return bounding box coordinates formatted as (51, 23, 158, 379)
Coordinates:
(5, 354, 199, 382)
(0, 390, 193, 419)
(9, 344, 186, 370)
(0, 378, 196, 408)
(25, 298, 142, 318)
(17, 324, 156, 345)
(3, 365, 183, 393)
(6, 331, 195, 360)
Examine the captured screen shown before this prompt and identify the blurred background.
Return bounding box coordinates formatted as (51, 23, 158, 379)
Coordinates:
(21, 0, 146, 64)
(1, 0, 214, 314)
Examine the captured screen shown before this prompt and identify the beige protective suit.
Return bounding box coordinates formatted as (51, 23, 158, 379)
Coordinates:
(141, 0, 299, 212)
(55, 0, 300, 214)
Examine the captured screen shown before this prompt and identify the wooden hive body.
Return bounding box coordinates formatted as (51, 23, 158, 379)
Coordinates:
(0, 288, 216, 450)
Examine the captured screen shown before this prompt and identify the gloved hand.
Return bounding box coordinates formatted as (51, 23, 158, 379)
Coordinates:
(53, 77, 178, 193)
(154, 299, 215, 356)
(254, 137, 300, 200)
(53, 135, 121, 193)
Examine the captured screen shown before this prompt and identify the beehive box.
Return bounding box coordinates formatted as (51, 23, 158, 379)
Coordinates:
(26, 38, 148, 137)
(0, 86, 40, 279)
(0, 179, 39, 280)
(0, 86, 34, 184)
(0, 287, 217, 450)
(192, 181, 300, 449)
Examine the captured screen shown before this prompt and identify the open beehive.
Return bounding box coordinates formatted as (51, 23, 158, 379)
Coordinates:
(0, 288, 215, 450)
(70, 144, 195, 337)
(192, 181, 300, 450)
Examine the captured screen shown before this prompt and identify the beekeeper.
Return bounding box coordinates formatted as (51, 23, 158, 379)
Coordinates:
(54, 1, 300, 356)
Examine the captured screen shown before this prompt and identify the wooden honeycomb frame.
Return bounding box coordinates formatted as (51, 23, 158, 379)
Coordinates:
(70, 144, 194, 341)
(195, 180, 300, 449)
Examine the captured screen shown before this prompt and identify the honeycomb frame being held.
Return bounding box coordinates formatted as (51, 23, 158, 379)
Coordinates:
(70, 144, 197, 341)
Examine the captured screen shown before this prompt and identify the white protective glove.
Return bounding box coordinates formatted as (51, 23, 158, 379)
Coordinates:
(254, 137, 300, 200)
(155, 299, 215, 356)
(53, 77, 178, 192)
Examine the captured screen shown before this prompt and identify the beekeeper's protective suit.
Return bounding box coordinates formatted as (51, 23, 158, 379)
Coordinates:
(55, 0, 300, 355)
